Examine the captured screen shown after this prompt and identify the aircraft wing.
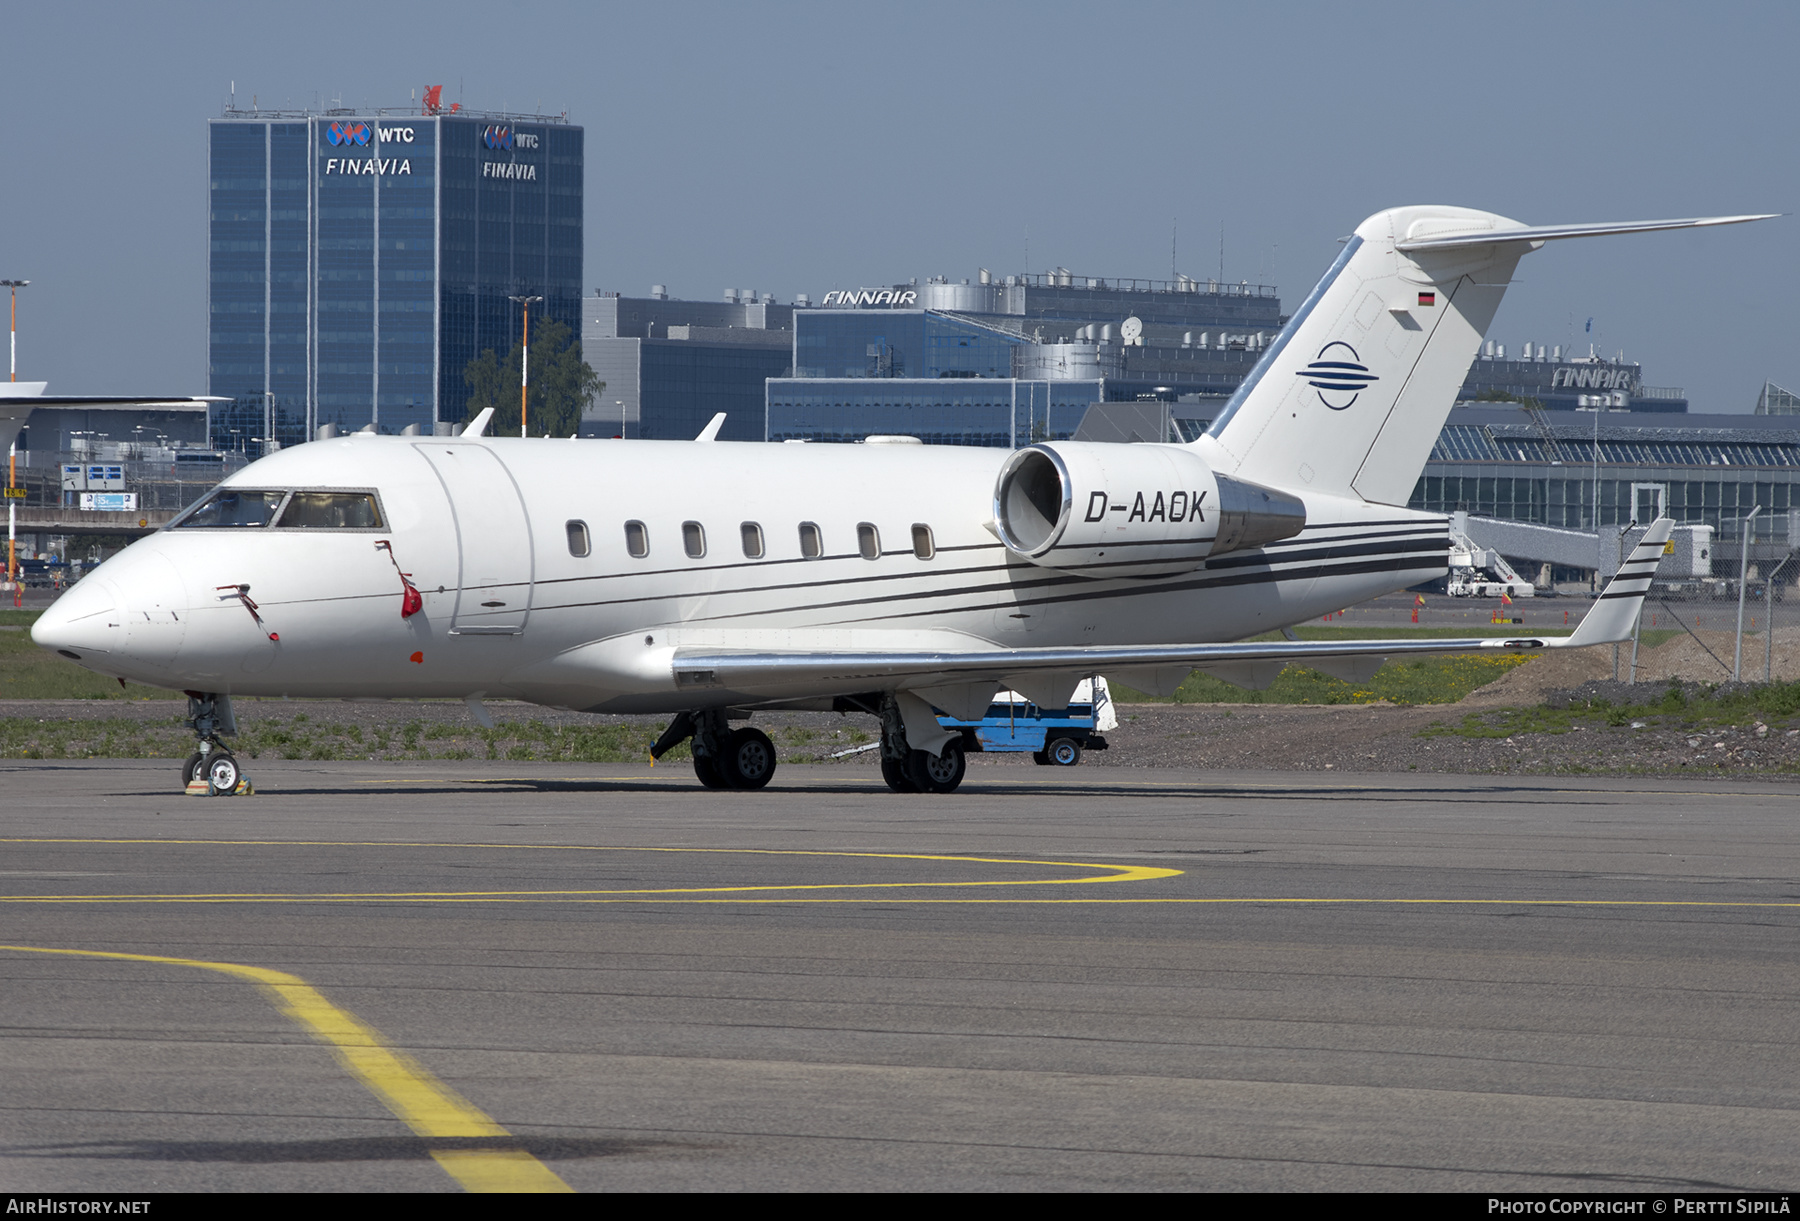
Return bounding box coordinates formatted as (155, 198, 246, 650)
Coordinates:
(670, 521, 1673, 710)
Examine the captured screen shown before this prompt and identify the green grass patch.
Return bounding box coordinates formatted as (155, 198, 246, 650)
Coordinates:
(0, 610, 174, 700)
(1110, 625, 1683, 706)
(1114, 652, 1538, 706)
(0, 710, 699, 764)
(1424, 679, 1800, 740)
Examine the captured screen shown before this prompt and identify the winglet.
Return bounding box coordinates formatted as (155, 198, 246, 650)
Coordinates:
(1563, 518, 1675, 648)
(463, 407, 495, 438)
(695, 413, 727, 442)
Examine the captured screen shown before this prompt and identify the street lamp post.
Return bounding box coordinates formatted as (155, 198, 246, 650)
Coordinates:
(1735, 504, 1763, 681)
(1, 280, 26, 383)
(507, 294, 543, 437)
(1, 281, 25, 591)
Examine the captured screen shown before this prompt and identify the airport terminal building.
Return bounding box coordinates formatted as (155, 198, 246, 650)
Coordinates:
(768, 273, 1285, 445)
(208, 103, 583, 445)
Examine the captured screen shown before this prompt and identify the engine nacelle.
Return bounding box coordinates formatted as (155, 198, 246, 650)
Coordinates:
(992, 442, 1305, 578)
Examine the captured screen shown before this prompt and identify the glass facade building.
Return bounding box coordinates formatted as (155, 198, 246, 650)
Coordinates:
(766, 278, 1290, 446)
(208, 106, 582, 446)
(580, 291, 796, 442)
(1410, 407, 1800, 547)
(768, 378, 1102, 447)
(793, 311, 1023, 381)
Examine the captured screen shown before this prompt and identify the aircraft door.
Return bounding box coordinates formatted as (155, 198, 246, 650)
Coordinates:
(414, 443, 534, 634)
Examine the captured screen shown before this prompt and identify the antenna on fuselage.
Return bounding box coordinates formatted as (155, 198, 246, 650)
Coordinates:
(695, 413, 727, 442)
(463, 408, 494, 438)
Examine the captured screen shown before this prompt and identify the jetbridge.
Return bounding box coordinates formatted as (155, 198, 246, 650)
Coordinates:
(1452, 512, 1714, 584)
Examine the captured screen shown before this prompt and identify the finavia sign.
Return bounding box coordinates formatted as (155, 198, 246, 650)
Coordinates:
(325, 157, 412, 176)
(482, 124, 541, 179)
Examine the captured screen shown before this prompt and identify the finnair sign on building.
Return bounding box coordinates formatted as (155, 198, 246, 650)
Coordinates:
(820, 289, 919, 307)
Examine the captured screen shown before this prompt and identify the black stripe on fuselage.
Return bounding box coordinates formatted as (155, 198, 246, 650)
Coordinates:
(845, 550, 1449, 626)
(526, 531, 1449, 625)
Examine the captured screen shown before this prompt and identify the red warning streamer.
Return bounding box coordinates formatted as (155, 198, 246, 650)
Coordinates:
(375, 540, 424, 618)
(218, 584, 278, 641)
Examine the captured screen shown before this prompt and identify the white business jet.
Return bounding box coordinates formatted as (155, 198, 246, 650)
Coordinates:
(32, 205, 1771, 794)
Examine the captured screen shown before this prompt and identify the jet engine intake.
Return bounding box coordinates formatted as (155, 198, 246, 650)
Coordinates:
(993, 442, 1304, 578)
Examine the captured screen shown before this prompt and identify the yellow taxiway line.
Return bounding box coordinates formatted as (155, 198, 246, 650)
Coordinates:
(0, 943, 570, 1193)
(0, 839, 1180, 903)
(0, 839, 1794, 908)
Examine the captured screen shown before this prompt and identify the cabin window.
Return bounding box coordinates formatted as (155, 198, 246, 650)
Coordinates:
(740, 522, 765, 559)
(172, 489, 288, 529)
(566, 520, 590, 557)
(277, 491, 384, 529)
(857, 522, 880, 560)
(625, 520, 649, 558)
(683, 521, 707, 558)
(911, 524, 935, 559)
(799, 522, 823, 558)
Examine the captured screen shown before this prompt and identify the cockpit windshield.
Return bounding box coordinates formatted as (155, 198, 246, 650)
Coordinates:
(170, 488, 385, 530)
(171, 489, 287, 529)
(278, 492, 383, 529)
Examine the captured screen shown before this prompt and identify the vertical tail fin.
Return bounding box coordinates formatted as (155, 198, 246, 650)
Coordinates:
(1196, 208, 1773, 508)
(1196, 206, 1530, 506)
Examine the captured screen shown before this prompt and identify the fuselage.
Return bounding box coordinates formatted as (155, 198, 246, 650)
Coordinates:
(32, 433, 1448, 713)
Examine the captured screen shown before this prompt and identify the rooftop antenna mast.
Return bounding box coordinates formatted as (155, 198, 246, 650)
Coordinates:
(1218, 223, 1225, 286)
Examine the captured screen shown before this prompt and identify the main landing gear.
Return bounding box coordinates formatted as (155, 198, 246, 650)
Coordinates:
(878, 693, 966, 795)
(651, 709, 777, 791)
(182, 692, 253, 796)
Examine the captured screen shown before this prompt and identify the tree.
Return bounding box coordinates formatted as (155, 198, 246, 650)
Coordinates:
(462, 317, 602, 437)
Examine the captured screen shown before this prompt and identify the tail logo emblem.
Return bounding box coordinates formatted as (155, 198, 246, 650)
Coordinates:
(1297, 341, 1379, 410)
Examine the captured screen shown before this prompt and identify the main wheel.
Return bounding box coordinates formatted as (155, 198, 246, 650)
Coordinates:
(905, 741, 966, 794)
(880, 755, 917, 793)
(721, 727, 777, 790)
(206, 752, 241, 796)
(183, 753, 205, 785)
(693, 753, 729, 789)
(1046, 737, 1082, 767)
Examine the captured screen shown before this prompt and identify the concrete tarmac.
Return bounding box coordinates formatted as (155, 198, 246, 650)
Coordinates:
(0, 757, 1796, 1192)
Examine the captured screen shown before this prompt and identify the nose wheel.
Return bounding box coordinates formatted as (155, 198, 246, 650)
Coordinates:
(182, 693, 253, 796)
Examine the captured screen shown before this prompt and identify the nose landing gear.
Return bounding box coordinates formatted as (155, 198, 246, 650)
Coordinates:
(182, 693, 253, 796)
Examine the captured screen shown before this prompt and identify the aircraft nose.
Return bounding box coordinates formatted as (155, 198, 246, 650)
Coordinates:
(31, 572, 122, 660)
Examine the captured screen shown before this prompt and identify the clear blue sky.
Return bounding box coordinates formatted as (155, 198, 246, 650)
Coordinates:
(1, 1, 1792, 412)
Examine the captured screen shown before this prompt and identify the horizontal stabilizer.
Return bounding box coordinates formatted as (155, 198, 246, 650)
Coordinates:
(1396, 214, 1777, 252)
